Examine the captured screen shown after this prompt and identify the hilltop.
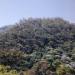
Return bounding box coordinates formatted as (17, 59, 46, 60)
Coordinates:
(0, 18, 75, 75)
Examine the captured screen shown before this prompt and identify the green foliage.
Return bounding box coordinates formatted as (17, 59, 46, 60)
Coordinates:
(0, 18, 75, 75)
(0, 65, 18, 75)
(56, 63, 73, 75)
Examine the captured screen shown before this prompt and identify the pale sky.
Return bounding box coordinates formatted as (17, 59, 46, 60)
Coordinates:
(0, 0, 75, 27)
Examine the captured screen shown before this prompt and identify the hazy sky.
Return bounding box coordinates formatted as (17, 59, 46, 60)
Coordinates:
(0, 0, 75, 27)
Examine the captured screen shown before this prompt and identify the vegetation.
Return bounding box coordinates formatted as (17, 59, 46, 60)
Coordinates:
(0, 18, 75, 75)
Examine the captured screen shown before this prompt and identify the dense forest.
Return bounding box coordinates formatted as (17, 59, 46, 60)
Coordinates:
(0, 18, 75, 75)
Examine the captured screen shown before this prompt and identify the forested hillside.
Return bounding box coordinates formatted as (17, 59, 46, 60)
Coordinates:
(0, 18, 75, 75)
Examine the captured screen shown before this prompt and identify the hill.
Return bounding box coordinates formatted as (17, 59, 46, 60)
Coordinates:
(0, 18, 75, 75)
